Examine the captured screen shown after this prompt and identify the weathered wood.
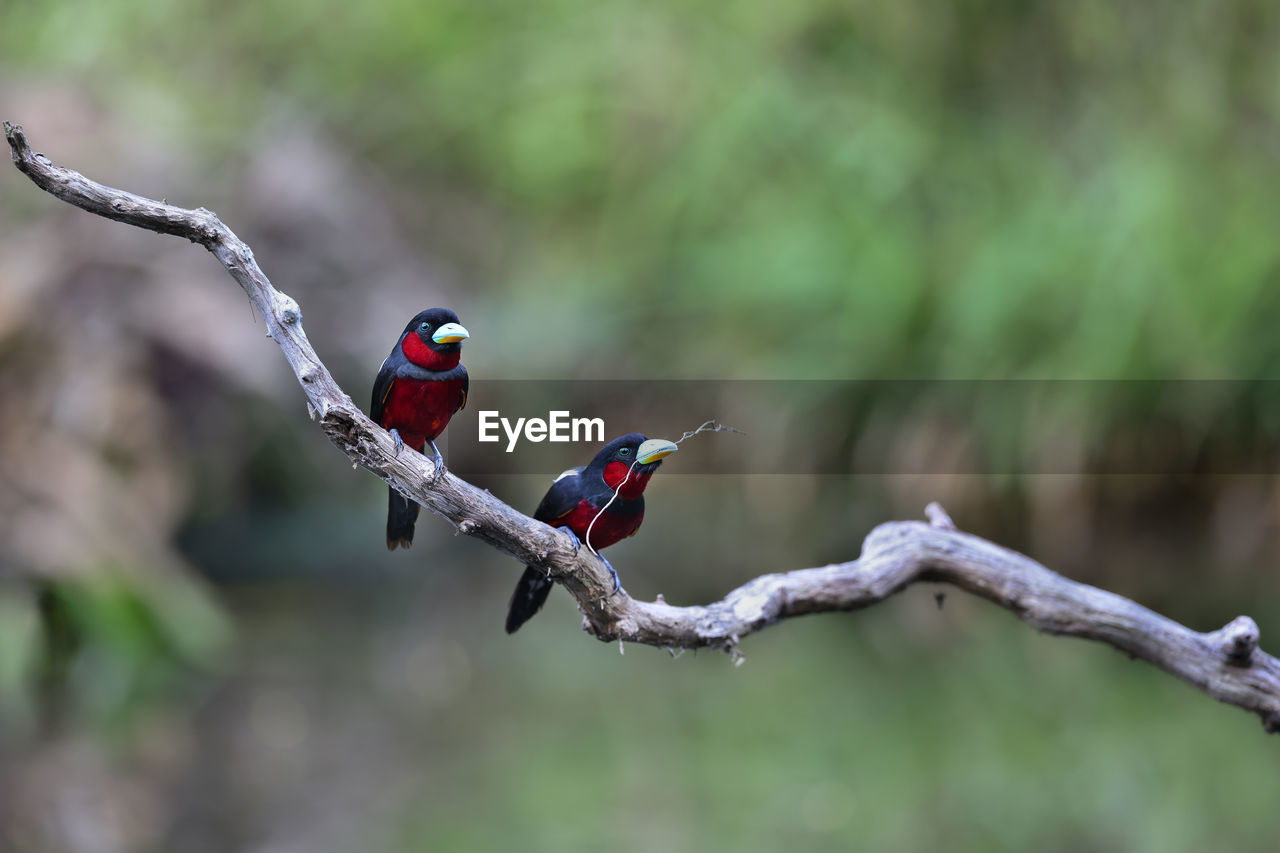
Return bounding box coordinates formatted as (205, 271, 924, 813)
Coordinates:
(8, 120, 1279, 733)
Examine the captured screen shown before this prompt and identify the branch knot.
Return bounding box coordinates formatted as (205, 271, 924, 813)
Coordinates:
(1213, 616, 1260, 664)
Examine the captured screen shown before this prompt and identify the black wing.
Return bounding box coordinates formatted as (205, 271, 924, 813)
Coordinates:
(370, 353, 399, 427)
(533, 467, 585, 522)
(457, 365, 469, 412)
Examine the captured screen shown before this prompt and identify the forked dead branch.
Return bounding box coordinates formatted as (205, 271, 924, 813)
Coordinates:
(7, 121, 1279, 733)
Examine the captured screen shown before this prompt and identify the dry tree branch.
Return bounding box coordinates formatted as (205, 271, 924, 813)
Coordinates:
(7, 121, 1280, 733)
(674, 419, 746, 444)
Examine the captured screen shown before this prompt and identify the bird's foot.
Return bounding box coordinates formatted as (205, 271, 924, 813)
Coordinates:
(561, 527, 582, 556)
(596, 551, 622, 597)
(390, 428, 405, 456)
(427, 440, 446, 483)
(546, 528, 581, 580)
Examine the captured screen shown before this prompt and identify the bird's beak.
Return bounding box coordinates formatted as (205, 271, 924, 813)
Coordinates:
(636, 438, 679, 465)
(432, 322, 470, 344)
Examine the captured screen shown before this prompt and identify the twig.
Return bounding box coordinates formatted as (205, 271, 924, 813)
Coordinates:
(7, 120, 1280, 733)
(925, 502, 957, 531)
(673, 419, 745, 444)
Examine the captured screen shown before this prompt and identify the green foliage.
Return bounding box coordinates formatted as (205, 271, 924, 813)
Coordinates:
(3, 574, 229, 731)
(0, 588, 40, 707)
(393, 605, 1280, 852)
(5, 0, 1279, 382)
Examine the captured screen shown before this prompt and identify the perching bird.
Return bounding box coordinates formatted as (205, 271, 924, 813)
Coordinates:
(505, 433, 678, 633)
(371, 308, 469, 550)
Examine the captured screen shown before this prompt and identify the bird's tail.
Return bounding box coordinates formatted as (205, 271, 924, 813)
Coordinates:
(505, 566, 554, 634)
(386, 486, 421, 550)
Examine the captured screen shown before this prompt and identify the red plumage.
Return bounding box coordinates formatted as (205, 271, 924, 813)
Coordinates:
(553, 501, 644, 550)
(378, 374, 466, 450)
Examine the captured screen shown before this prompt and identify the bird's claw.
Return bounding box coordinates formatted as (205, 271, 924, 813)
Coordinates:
(562, 531, 621, 596)
(560, 527, 582, 556)
(598, 553, 622, 597)
(546, 528, 581, 580)
(427, 440, 446, 483)
(390, 428, 405, 456)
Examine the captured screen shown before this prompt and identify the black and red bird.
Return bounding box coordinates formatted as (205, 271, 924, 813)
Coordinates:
(505, 433, 678, 634)
(371, 308, 470, 550)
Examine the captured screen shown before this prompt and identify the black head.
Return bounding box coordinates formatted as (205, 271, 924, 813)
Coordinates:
(404, 307, 469, 353)
(588, 432, 679, 476)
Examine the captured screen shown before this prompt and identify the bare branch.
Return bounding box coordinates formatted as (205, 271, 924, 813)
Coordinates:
(925, 501, 957, 530)
(8, 121, 1280, 733)
(673, 419, 746, 444)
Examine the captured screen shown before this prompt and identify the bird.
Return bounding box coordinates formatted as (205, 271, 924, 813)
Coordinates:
(371, 307, 469, 550)
(505, 432, 678, 634)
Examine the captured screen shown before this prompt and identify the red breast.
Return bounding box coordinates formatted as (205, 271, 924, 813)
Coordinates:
(401, 333, 461, 370)
(380, 376, 465, 445)
(554, 501, 643, 550)
(602, 461, 653, 500)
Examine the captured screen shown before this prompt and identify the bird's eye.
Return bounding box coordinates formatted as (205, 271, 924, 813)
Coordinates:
(419, 322, 430, 331)
(618, 447, 631, 456)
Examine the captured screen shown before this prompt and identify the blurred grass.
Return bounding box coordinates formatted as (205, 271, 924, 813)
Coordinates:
(234, 582, 1280, 853)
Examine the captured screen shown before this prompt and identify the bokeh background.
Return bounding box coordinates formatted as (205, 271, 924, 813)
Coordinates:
(2, 1, 1280, 850)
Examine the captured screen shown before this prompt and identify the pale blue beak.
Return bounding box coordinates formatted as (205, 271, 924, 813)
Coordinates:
(636, 438, 679, 465)
(432, 322, 470, 344)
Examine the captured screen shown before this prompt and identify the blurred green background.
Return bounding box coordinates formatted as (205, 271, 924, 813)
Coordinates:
(2, 1, 1279, 850)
